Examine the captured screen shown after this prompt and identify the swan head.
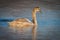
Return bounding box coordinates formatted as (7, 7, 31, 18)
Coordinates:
(33, 7, 40, 12)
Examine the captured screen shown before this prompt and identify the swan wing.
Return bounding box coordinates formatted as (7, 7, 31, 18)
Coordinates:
(15, 18, 32, 22)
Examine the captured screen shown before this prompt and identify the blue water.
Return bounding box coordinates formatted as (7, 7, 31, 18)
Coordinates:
(0, 9, 60, 40)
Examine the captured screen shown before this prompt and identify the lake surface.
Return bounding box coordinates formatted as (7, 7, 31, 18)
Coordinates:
(0, 0, 60, 40)
(0, 15, 60, 40)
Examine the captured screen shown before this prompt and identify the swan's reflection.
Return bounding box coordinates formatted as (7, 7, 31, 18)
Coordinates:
(9, 25, 37, 40)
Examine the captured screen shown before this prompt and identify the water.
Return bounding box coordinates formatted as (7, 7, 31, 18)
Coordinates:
(0, 5, 60, 40)
(0, 17, 60, 40)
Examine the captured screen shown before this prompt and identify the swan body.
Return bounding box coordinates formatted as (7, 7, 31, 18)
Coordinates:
(8, 18, 34, 28)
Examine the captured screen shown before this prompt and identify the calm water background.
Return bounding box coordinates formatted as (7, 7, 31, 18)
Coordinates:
(0, 0, 60, 40)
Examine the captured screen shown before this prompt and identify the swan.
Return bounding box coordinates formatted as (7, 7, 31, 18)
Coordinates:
(8, 7, 41, 40)
(8, 7, 41, 28)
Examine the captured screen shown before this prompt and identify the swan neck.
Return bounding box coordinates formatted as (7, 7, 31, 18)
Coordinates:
(32, 10, 37, 25)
